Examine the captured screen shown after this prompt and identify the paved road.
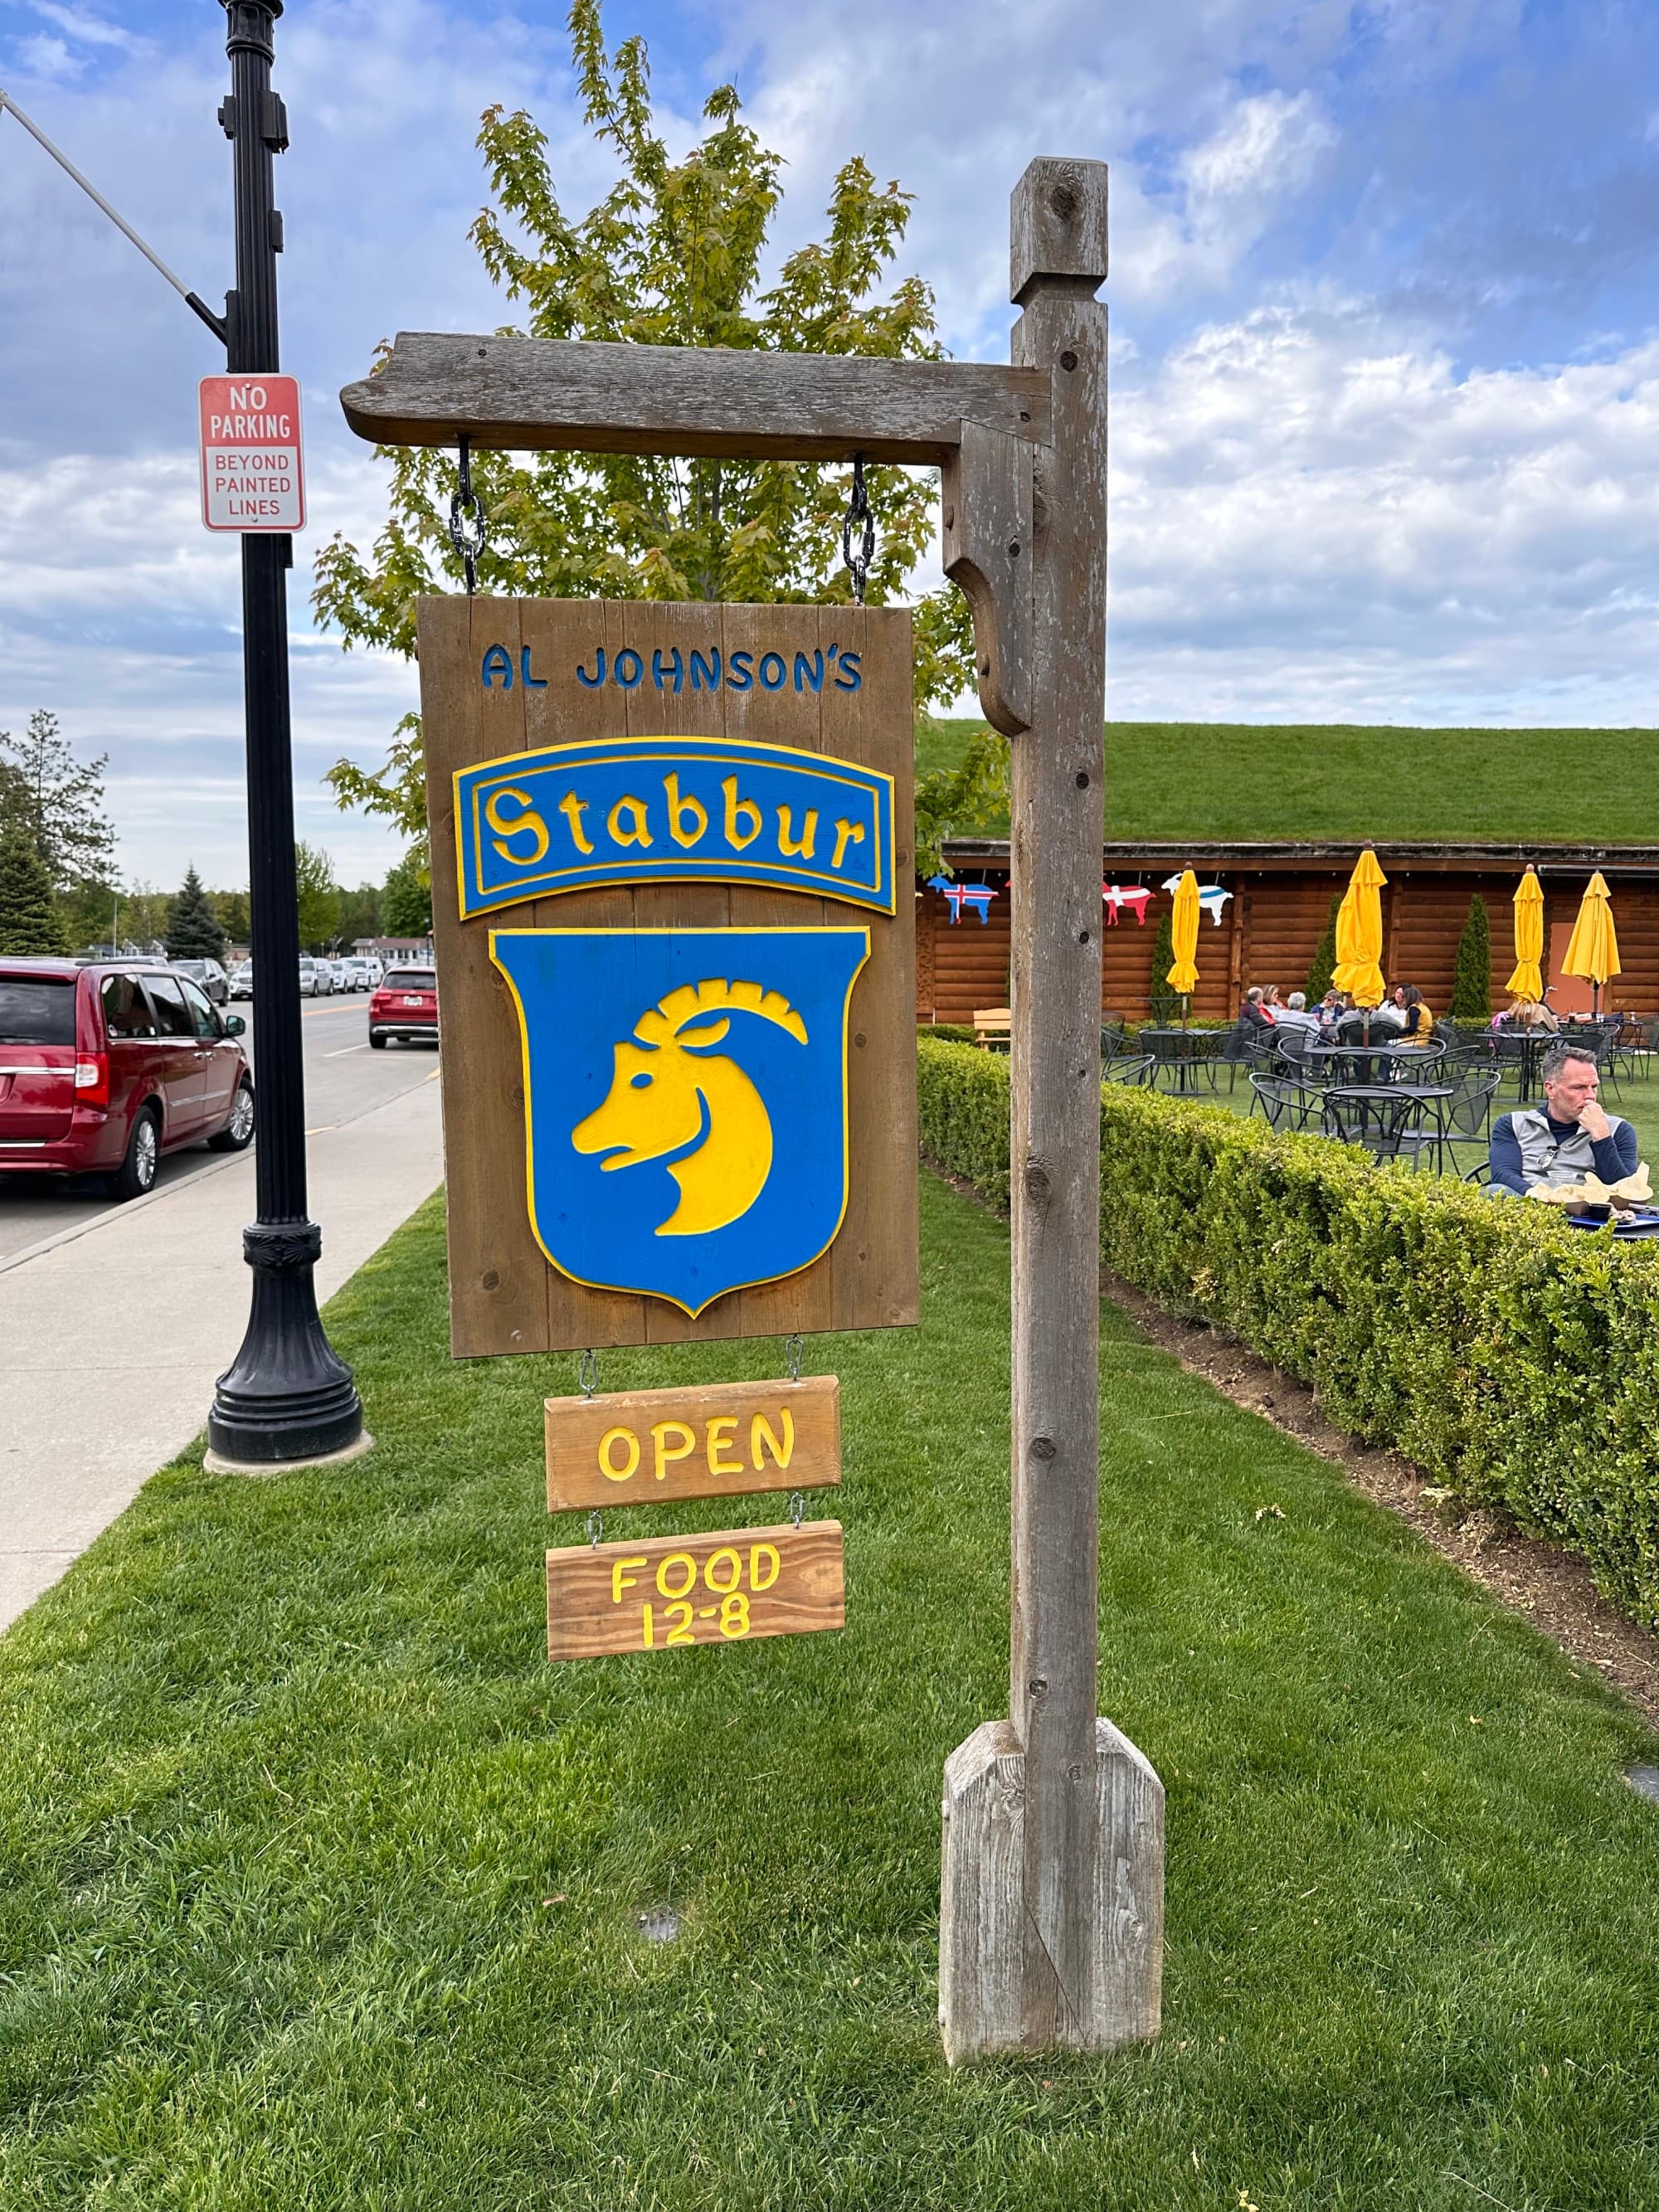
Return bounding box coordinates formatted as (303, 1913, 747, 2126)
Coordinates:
(0, 992, 445, 1631)
(0, 994, 432, 1262)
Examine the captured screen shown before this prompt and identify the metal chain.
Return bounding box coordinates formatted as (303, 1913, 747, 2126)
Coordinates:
(784, 1332, 804, 1383)
(586, 1511, 603, 1548)
(447, 434, 488, 595)
(840, 453, 874, 605)
(578, 1348, 599, 1399)
(788, 1490, 805, 1529)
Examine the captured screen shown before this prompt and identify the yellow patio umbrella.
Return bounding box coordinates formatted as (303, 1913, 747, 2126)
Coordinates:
(1505, 867, 1544, 1000)
(1166, 868, 1200, 1015)
(1563, 871, 1621, 1012)
(1331, 848, 1388, 1009)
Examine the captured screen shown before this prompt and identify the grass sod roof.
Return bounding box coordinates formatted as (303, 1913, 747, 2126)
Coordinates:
(917, 721, 1659, 848)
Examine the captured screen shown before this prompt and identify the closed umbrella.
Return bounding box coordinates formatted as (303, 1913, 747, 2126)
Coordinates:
(1563, 871, 1620, 1014)
(1331, 848, 1388, 1012)
(1506, 867, 1544, 1001)
(1166, 868, 1199, 1023)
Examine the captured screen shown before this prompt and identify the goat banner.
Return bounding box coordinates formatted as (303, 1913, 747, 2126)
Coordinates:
(416, 597, 918, 1357)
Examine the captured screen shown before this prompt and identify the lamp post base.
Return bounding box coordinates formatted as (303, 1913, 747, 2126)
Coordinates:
(207, 1220, 364, 1465)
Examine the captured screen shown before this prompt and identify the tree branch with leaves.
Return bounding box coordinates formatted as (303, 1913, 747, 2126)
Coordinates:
(313, 0, 995, 867)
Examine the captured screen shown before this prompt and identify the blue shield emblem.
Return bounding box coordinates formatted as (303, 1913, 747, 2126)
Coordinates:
(490, 926, 870, 1315)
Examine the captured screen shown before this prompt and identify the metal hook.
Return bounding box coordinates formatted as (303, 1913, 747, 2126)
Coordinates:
(578, 1348, 599, 1399)
(586, 1511, 603, 1548)
(788, 1490, 805, 1529)
(447, 433, 489, 595)
(841, 452, 874, 606)
(784, 1332, 803, 1383)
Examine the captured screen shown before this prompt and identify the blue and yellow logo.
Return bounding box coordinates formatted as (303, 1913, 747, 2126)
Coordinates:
(455, 737, 893, 918)
(491, 927, 869, 1315)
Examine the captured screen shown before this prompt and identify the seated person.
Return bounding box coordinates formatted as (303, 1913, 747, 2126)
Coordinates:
(1315, 989, 1347, 1038)
(1335, 998, 1402, 1039)
(1274, 989, 1322, 1035)
(1488, 1041, 1637, 1195)
(1493, 997, 1558, 1034)
(1238, 986, 1275, 1032)
(1397, 984, 1436, 1043)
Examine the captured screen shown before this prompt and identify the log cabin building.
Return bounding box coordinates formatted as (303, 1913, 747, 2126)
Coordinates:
(917, 841, 1659, 1026)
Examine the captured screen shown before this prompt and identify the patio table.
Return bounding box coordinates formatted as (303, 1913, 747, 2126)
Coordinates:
(1321, 1082, 1455, 1167)
(1137, 1028, 1219, 1095)
(1302, 1040, 1420, 1083)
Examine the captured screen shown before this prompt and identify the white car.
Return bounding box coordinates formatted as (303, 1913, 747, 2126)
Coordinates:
(327, 958, 353, 992)
(342, 956, 377, 989)
(297, 958, 330, 997)
(229, 960, 254, 1000)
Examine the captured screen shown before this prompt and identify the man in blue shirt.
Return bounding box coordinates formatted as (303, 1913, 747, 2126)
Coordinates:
(1489, 1041, 1637, 1195)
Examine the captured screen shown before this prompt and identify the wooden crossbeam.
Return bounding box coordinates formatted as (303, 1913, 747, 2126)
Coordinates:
(340, 333, 1051, 463)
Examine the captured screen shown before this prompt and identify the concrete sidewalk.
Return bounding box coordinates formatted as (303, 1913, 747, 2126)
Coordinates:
(0, 1072, 444, 1631)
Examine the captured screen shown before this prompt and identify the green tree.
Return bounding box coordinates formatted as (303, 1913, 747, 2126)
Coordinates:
(1147, 907, 1179, 1026)
(313, 0, 985, 853)
(294, 842, 342, 951)
(0, 709, 116, 891)
(164, 866, 228, 960)
(336, 881, 383, 948)
(1306, 892, 1341, 1004)
(0, 817, 68, 954)
(1450, 892, 1491, 1020)
(211, 888, 252, 945)
(382, 851, 431, 938)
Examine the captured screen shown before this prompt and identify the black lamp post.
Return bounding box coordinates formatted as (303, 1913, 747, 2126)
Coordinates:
(207, 0, 363, 1466)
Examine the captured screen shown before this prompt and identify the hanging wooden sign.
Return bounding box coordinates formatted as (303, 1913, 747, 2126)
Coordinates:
(546, 1374, 839, 1512)
(546, 1519, 845, 1660)
(418, 599, 917, 1358)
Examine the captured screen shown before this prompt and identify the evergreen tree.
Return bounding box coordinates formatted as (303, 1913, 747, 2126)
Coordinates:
(164, 866, 228, 960)
(0, 818, 69, 954)
(1147, 907, 1180, 1025)
(1450, 893, 1492, 1020)
(1306, 892, 1341, 1003)
(0, 709, 115, 889)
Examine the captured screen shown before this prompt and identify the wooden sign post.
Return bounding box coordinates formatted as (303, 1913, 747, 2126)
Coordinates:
(342, 155, 1163, 2062)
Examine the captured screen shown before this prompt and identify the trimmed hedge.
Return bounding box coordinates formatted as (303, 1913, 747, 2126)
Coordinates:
(917, 1036, 1659, 1626)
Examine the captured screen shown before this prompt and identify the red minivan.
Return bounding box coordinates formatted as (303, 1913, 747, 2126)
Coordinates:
(0, 959, 255, 1201)
(368, 964, 438, 1048)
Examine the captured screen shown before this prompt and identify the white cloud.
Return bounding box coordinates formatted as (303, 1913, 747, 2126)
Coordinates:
(1109, 309, 1659, 723)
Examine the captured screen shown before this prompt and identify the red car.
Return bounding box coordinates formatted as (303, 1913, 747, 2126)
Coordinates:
(0, 959, 255, 1201)
(368, 965, 438, 1048)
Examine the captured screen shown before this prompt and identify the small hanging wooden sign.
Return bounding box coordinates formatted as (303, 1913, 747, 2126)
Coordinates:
(546, 1374, 839, 1511)
(546, 1520, 844, 1660)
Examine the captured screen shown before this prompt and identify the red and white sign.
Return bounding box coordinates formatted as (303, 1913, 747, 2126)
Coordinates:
(198, 374, 305, 533)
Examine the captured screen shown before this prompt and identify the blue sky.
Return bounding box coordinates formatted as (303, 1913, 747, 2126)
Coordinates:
(3, 0, 1659, 887)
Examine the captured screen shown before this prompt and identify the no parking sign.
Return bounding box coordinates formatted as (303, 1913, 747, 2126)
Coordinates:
(198, 373, 304, 532)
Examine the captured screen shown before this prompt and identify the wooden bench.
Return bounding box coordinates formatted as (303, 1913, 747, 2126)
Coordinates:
(974, 1008, 1011, 1052)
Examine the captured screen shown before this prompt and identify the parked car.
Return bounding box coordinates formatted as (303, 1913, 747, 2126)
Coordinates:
(368, 965, 438, 1048)
(297, 958, 331, 997)
(0, 959, 255, 1200)
(228, 960, 254, 1000)
(172, 956, 230, 1005)
(328, 958, 353, 993)
(342, 956, 377, 990)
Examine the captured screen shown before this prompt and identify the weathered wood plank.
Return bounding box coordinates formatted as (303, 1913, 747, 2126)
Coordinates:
(547, 1520, 844, 1660)
(943, 420, 1034, 737)
(546, 1374, 840, 1511)
(341, 333, 1051, 462)
(939, 1719, 1162, 2062)
(1005, 158, 1113, 2047)
(1010, 157, 1111, 304)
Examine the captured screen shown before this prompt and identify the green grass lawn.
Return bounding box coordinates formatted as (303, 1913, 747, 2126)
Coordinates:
(920, 719, 1659, 845)
(3, 1177, 1658, 2209)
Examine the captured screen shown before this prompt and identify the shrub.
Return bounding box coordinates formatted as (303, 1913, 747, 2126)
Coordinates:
(1450, 894, 1492, 1020)
(917, 1022, 977, 1045)
(917, 1036, 1659, 1626)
